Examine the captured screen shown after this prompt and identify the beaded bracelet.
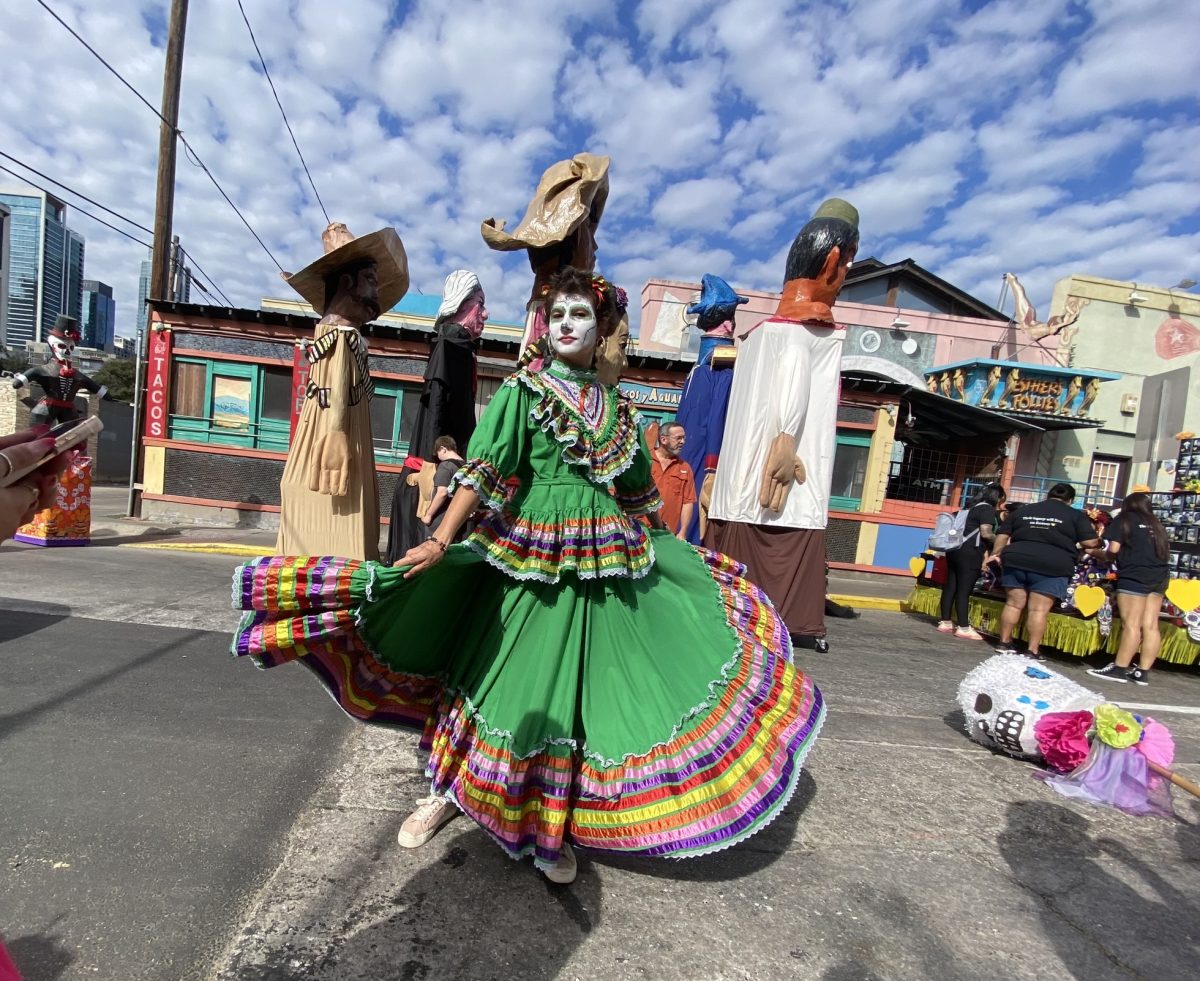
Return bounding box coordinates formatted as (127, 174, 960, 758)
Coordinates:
(429, 537, 448, 552)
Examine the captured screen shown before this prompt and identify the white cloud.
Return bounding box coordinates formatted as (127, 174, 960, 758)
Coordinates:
(0, 0, 1192, 346)
(1051, 4, 1200, 120)
(651, 177, 741, 230)
(842, 130, 972, 238)
(978, 114, 1140, 188)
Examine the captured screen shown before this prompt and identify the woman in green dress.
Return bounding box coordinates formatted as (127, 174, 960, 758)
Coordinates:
(232, 268, 825, 885)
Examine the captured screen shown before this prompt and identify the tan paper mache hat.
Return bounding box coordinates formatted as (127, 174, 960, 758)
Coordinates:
(283, 222, 410, 314)
(481, 153, 610, 252)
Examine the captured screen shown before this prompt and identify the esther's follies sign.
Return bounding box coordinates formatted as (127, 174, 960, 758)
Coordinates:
(924, 359, 1121, 427)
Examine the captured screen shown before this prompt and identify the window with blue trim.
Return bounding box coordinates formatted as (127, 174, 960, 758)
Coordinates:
(830, 430, 872, 511)
(369, 381, 423, 462)
(168, 358, 293, 452)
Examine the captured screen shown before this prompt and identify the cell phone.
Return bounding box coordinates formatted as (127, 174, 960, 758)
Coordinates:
(0, 416, 103, 487)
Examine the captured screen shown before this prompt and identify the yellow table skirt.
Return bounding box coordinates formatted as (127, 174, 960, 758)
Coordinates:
(905, 584, 1200, 665)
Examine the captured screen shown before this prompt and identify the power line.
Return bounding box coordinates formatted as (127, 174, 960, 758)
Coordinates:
(236, 0, 330, 225)
(0, 150, 153, 235)
(0, 152, 235, 305)
(34, 0, 163, 120)
(178, 246, 234, 307)
(180, 142, 284, 273)
(0, 162, 151, 248)
(36, 0, 285, 274)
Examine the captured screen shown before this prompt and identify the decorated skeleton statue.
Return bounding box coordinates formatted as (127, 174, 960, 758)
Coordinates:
(9, 315, 114, 425)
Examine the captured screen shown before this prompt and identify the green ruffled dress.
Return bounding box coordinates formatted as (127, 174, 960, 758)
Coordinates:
(233, 360, 824, 869)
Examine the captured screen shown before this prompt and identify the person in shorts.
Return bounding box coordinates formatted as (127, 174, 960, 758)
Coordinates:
(986, 483, 1099, 660)
(1087, 492, 1171, 686)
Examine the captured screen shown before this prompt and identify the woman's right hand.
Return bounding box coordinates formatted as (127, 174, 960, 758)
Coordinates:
(393, 538, 447, 579)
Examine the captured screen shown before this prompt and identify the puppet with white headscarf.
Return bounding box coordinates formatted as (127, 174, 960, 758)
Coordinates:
(385, 270, 488, 564)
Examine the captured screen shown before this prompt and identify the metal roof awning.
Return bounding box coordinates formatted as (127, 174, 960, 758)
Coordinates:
(842, 372, 1041, 441)
(925, 358, 1121, 431)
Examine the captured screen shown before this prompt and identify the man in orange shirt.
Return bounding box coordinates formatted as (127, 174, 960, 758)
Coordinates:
(651, 422, 697, 539)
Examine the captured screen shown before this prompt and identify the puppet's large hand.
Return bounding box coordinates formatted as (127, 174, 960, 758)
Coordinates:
(758, 432, 799, 512)
(310, 431, 351, 496)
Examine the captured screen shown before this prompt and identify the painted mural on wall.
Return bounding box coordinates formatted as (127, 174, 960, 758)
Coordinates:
(925, 359, 1120, 422)
(1156, 316, 1200, 360)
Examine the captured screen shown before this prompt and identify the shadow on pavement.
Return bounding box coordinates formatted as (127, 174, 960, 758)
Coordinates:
(87, 526, 185, 547)
(818, 886, 969, 980)
(0, 606, 70, 643)
(998, 799, 1200, 979)
(589, 771, 816, 883)
(0, 627, 182, 743)
(221, 815, 602, 981)
(5, 920, 75, 981)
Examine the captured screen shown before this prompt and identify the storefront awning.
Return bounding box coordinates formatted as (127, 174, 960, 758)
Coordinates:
(925, 359, 1122, 431)
(842, 372, 1041, 441)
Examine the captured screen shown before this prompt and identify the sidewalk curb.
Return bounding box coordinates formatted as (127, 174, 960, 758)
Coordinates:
(118, 542, 272, 557)
(828, 593, 905, 612)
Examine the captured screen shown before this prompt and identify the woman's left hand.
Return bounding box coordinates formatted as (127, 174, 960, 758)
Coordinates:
(393, 538, 447, 579)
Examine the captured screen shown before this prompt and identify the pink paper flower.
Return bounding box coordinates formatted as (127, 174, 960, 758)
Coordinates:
(1034, 710, 1095, 773)
(1134, 718, 1175, 769)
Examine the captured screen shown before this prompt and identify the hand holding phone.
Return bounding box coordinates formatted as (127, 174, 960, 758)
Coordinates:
(0, 417, 102, 488)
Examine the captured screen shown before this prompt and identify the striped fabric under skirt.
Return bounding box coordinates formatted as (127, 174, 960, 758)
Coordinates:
(231, 531, 824, 870)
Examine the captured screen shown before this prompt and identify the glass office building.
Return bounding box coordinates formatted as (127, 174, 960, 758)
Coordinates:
(82, 279, 116, 352)
(0, 186, 85, 348)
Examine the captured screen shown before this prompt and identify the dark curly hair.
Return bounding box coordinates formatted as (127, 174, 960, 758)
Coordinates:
(520, 267, 622, 368)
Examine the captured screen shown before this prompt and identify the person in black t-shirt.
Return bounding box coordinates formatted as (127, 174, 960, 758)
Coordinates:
(1087, 492, 1171, 686)
(937, 483, 1005, 640)
(986, 483, 1100, 660)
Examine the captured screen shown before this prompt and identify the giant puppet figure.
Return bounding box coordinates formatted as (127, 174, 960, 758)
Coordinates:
(9, 315, 114, 426)
(7, 315, 114, 546)
(675, 275, 748, 545)
(277, 222, 409, 560)
(704, 199, 858, 650)
(385, 270, 488, 565)
(482, 152, 609, 363)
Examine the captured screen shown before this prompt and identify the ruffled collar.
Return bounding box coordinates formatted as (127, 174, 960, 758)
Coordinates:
(545, 359, 597, 383)
(515, 366, 640, 484)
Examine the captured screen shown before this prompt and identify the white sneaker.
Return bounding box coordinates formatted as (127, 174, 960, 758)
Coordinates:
(542, 841, 577, 885)
(397, 796, 457, 848)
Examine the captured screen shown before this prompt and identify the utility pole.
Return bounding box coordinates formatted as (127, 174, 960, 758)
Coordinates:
(149, 0, 188, 302)
(130, 0, 188, 518)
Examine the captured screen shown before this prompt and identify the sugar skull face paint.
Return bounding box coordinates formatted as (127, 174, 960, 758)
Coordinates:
(547, 292, 598, 367)
(49, 336, 75, 361)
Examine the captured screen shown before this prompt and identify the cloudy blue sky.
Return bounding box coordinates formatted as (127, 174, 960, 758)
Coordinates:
(3, 0, 1197, 337)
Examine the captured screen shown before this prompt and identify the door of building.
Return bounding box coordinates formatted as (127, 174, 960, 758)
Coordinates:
(1089, 455, 1128, 506)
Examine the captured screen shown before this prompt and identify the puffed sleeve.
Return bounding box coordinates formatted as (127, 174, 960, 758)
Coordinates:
(449, 379, 528, 511)
(612, 423, 663, 517)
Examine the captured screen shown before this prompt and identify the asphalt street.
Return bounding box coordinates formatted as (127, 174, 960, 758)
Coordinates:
(0, 549, 351, 981)
(2, 542, 1199, 980)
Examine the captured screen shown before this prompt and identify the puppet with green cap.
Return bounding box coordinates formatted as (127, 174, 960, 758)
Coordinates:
(704, 198, 859, 652)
